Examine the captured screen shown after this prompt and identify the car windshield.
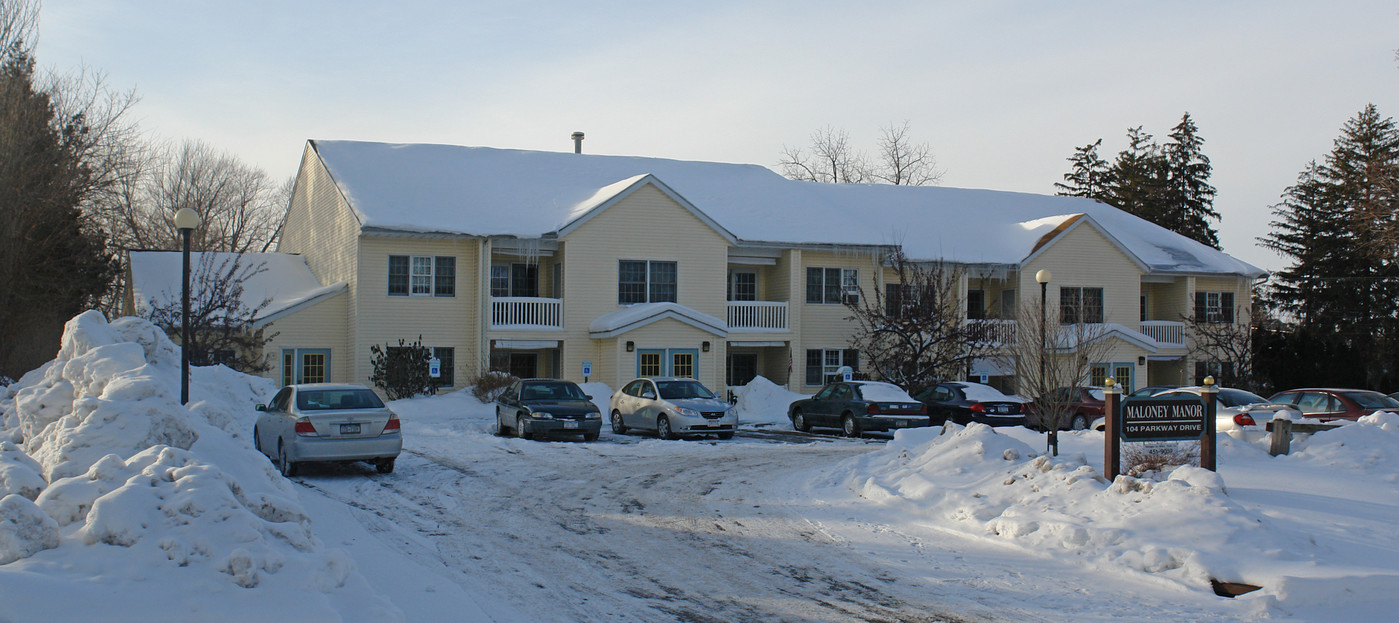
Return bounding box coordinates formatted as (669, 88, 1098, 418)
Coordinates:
(856, 383, 916, 403)
(1342, 391, 1399, 410)
(954, 383, 1014, 402)
(1218, 388, 1268, 407)
(520, 382, 587, 401)
(657, 381, 715, 400)
(1087, 388, 1105, 401)
(297, 388, 384, 411)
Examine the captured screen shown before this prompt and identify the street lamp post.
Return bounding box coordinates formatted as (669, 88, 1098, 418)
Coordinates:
(1035, 269, 1054, 454)
(174, 208, 202, 405)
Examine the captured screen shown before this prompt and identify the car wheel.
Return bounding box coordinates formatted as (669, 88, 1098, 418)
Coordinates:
(253, 426, 262, 454)
(717, 431, 734, 440)
(792, 410, 810, 432)
(611, 410, 628, 435)
(842, 413, 862, 438)
(657, 415, 676, 440)
(277, 440, 299, 477)
(493, 416, 508, 436)
(375, 457, 395, 474)
(516, 415, 532, 440)
(1070, 414, 1089, 431)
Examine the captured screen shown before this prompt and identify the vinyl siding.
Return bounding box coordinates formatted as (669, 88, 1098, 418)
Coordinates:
(1022, 223, 1143, 327)
(355, 237, 481, 388)
(794, 249, 883, 391)
(556, 184, 732, 391)
(260, 292, 351, 384)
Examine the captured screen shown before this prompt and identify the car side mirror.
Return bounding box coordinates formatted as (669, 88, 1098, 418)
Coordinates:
(255, 404, 266, 412)
(642, 391, 656, 400)
(584, 394, 593, 400)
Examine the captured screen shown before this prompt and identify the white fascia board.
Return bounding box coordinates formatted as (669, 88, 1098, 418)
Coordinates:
(556, 174, 738, 244)
(1021, 214, 1151, 274)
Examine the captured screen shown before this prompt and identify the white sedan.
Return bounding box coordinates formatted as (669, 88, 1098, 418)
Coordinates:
(254, 383, 402, 476)
(609, 377, 737, 440)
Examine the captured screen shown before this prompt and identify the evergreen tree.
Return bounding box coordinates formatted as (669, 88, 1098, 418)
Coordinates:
(1053, 139, 1113, 200)
(1056, 115, 1222, 249)
(0, 42, 118, 380)
(1161, 113, 1221, 248)
(1261, 104, 1399, 388)
(1106, 126, 1167, 223)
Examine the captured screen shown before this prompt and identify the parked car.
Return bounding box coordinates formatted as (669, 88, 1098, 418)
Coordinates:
(788, 381, 929, 437)
(254, 383, 401, 476)
(609, 377, 737, 440)
(912, 381, 1028, 427)
(495, 378, 602, 441)
(1128, 385, 1179, 398)
(1026, 386, 1106, 431)
(1142, 386, 1298, 443)
(1267, 388, 1399, 421)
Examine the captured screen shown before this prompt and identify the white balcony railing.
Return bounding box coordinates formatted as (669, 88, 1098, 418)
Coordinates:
(969, 319, 1017, 345)
(727, 301, 788, 331)
(1140, 320, 1185, 346)
(491, 297, 563, 328)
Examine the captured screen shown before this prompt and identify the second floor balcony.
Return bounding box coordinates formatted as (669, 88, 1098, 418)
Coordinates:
(491, 297, 563, 329)
(728, 301, 788, 331)
(1139, 320, 1185, 347)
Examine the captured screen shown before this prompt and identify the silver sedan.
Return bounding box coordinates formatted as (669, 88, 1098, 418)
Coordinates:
(609, 377, 737, 440)
(254, 383, 402, 476)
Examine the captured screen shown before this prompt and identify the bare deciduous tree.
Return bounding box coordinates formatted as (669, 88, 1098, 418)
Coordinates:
(145, 253, 276, 374)
(998, 298, 1116, 455)
(1186, 296, 1259, 392)
(843, 250, 994, 392)
(779, 122, 942, 186)
(870, 121, 943, 186)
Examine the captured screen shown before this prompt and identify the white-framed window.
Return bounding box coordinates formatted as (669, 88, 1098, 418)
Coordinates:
(805, 348, 859, 386)
(619, 260, 677, 304)
(490, 263, 538, 298)
(806, 267, 858, 304)
(1194, 291, 1235, 323)
(728, 271, 757, 301)
(388, 255, 455, 297)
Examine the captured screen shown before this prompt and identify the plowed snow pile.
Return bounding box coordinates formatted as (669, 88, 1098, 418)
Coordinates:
(809, 418, 1399, 619)
(0, 311, 402, 622)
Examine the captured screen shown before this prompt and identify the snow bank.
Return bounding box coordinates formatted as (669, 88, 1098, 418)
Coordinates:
(733, 376, 804, 427)
(813, 420, 1399, 614)
(0, 311, 403, 622)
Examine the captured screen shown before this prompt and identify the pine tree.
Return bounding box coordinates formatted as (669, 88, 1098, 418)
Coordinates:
(0, 43, 118, 380)
(1161, 113, 1221, 248)
(1053, 139, 1113, 200)
(1261, 104, 1399, 388)
(1106, 126, 1167, 223)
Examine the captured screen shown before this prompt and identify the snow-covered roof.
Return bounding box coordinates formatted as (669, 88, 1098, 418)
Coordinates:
(310, 140, 1266, 277)
(588, 303, 727, 338)
(128, 251, 346, 326)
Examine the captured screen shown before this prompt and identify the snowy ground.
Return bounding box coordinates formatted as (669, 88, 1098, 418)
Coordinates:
(3, 314, 1398, 621)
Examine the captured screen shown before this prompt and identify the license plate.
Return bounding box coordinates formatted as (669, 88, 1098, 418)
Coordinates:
(340, 423, 360, 435)
(564, 421, 578, 429)
(893, 421, 907, 428)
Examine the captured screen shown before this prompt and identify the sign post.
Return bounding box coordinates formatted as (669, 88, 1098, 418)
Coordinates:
(1104, 378, 1121, 480)
(581, 360, 593, 383)
(1200, 376, 1218, 472)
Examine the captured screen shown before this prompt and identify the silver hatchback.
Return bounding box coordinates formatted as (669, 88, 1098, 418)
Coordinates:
(254, 383, 402, 476)
(609, 377, 737, 440)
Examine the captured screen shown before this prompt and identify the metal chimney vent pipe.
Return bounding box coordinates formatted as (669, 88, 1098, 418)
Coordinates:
(571, 131, 584, 154)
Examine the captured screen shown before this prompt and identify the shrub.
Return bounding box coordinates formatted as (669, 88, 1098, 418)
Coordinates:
(470, 369, 517, 403)
(368, 336, 438, 400)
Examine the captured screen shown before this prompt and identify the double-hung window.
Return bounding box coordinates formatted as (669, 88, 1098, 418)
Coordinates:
(806, 267, 859, 304)
(805, 348, 859, 386)
(388, 255, 455, 297)
(1059, 286, 1104, 324)
(728, 271, 757, 301)
(1194, 291, 1235, 323)
(618, 260, 677, 304)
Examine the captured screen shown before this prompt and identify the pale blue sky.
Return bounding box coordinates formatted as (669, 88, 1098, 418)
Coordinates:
(34, 1, 1399, 271)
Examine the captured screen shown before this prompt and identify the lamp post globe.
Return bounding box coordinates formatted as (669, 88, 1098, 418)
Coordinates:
(175, 208, 201, 405)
